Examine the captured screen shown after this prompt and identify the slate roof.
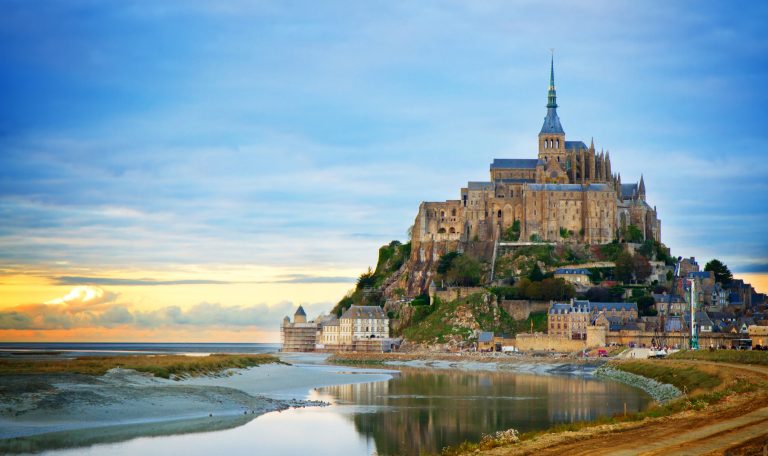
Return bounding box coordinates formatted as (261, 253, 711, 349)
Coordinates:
(565, 141, 587, 150)
(478, 331, 494, 343)
(688, 271, 712, 279)
(340, 305, 387, 320)
(490, 158, 540, 169)
(294, 305, 306, 316)
(467, 181, 494, 190)
(589, 302, 639, 313)
(652, 293, 684, 303)
(527, 183, 611, 192)
(620, 183, 638, 199)
(540, 108, 565, 134)
(555, 268, 591, 275)
(496, 178, 536, 184)
(665, 316, 684, 332)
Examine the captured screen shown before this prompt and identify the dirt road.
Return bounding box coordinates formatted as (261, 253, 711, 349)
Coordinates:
(482, 360, 768, 456)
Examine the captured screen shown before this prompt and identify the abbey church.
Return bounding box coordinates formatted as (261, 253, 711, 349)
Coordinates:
(412, 59, 661, 246)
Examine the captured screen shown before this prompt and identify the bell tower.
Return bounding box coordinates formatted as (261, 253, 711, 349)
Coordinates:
(538, 54, 566, 166)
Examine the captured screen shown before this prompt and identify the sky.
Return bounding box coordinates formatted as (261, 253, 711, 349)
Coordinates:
(1, 0, 767, 342)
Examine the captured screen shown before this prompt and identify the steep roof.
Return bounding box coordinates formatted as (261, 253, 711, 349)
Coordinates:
(565, 141, 587, 150)
(555, 268, 591, 275)
(294, 305, 306, 317)
(340, 305, 387, 320)
(620, 183, 638, 199)
(490, 158, 540, 170)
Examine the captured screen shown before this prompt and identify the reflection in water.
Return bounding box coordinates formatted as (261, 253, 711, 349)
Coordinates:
(318, 368, 651, 455)
(32, 367, 651, 456)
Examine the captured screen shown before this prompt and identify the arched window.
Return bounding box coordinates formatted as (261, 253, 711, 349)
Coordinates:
(497, 209, 502, 218)
(440, 210, 445, 219)
(438, 228, 446, 234)
(556, 139, 560, 148)
(451, 208, 456, 217)
(449, 227, 455, 234)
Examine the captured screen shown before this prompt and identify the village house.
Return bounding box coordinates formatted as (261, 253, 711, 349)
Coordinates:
(554, 268, 591, 287)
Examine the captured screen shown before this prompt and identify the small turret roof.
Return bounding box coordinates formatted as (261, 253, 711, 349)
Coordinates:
(294, 305, 306, 316)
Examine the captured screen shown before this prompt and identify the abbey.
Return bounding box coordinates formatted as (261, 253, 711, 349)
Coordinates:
(412, 59, 661, 246)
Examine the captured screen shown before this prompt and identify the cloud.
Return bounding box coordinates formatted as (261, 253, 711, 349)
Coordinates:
(53, 276, 232, 286)
(268, 274, 357, 284)
(0, 286, 330, 330)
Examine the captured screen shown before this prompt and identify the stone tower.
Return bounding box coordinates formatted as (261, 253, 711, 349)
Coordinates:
(538, 55, 566, 166)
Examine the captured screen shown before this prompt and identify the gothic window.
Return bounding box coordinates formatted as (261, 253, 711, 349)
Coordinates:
(497, 210, 502, 218)
(440, 210, 445, 219)
(556, 139, 560, 148)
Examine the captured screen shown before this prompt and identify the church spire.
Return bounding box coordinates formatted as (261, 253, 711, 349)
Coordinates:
(540, 52, 564, 135)
(547, 53, 558, 109)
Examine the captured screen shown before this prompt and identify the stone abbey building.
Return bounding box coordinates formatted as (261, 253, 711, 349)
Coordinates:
(412, 59, 661, 246)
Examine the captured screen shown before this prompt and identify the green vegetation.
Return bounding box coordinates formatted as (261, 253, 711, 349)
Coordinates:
(516, 277, 575, 301)
(503, 220, 521, 241)
(598, 241, 624, 262)
(559, 227, 570, 239)
(668, 349, 768, 366)
(331, 240, 410, 316)
(635, 295, 657, 316)
(625, 224, 644, 243)
(528, 263, 544, 281)
(435, 251, 483, 287)
(614, 361, 721, 391)
(403, 294, 537, 344)
(0, 354, 281, 379)
(704, 259, 733, 285)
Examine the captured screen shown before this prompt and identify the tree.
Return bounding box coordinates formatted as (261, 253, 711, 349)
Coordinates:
(638, 239, 654, 258)
(356, 267, 376, 290)
(504, 220, 521, 241)
(585, 286, 612, 302)
(626, 224, 644, 243)
(446, 255, 482, 286)
(636, 295, 657, 316)
(704, 259, 733, 285)
(437, 251, 461, 275)
(609, 285, 626, 301)
(632, 254, 652, 283)
(614, 251, 634, 283)
(538, 278, 575, 301)
(528, 263, 544, 282)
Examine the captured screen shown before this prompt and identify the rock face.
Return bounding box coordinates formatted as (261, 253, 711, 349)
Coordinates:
(382, 239, 495, 301)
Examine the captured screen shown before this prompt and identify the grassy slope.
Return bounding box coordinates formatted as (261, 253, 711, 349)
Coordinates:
(668, 349, 768, 366)
(403, 294, 547, 344)
(0, 354, 281, 379)
(613, 360, 721, 391)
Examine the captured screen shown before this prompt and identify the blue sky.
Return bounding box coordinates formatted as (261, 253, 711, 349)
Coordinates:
(1, 1, 767, 340)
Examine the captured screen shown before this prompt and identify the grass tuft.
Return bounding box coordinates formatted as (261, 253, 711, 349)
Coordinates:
(0, 354, 282, 379)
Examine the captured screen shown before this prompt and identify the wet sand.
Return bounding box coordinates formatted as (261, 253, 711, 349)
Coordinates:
(0, 354, 395, 452)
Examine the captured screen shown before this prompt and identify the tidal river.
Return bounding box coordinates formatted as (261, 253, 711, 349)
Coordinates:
(32, 358, 652, 456)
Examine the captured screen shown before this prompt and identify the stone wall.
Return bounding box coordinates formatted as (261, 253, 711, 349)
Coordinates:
(604, 331, 740, 349)
(514, 333, 587, 352)
(432, 286, 486, 303)
(500, 299, 549, 320)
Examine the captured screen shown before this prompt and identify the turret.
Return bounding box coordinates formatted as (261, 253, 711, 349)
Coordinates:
(294, 305, 307, 324)
(638, 174, 646, 200)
